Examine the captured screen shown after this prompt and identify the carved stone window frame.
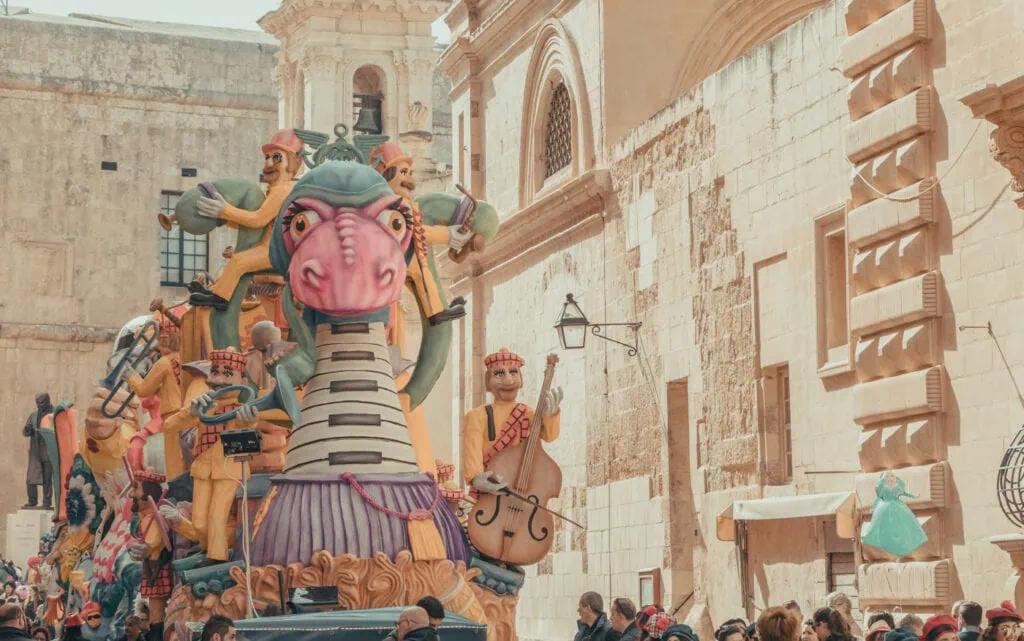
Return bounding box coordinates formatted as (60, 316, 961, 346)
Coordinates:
(519, 18, 595, 208)
(813, 204, 853, 378)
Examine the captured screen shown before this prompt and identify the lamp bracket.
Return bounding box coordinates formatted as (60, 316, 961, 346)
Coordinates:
(590, 322, 642, 357)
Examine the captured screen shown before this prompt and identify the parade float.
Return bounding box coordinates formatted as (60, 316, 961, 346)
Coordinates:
(29, 122, 580, 641)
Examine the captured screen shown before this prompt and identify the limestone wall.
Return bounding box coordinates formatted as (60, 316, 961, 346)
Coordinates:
(0, 12, 276, 548)
(442, 0, 1024, 637)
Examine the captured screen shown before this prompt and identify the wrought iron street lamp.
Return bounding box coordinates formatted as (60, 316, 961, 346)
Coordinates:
(554, 294, 642, 356)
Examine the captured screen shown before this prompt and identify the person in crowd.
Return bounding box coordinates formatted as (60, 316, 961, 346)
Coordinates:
(825, 594, 862, 639)
(29, 628, 48, 641)
(748, 623, 759, 641)
(757, 607, 800, 641)
(865, 619, 891, 641)
(664, 625, 700, 641)
(416, 597, 445, 631)
(0, 605, 29, 641)
(394, 607, 439, 641)
(802, 620, 818, 641)
(575, 592, 612, 641)
(716, 621, 749, 641)
(984, 602, 1023, 641)
(200, 615, 235, 641)
(383, 597, 446, 641)
(118, 617, 144, 641)
(959, 603, 983, 641)
(608, 598, 640, 641)
(260, 605, 283, 617)
(1, 587, 13, 602)
(59, 613, 82, 641)
(899, 615, 924, 638)
(868, 614, 896, 631)
(783, 604, 803, 621)
(813, 608, 853, 641)
(637, 605, 674, 641)
(923, 616, 960, 641)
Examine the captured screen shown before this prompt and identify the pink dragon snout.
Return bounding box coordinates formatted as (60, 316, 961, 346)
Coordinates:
(290, 212, 407, 317)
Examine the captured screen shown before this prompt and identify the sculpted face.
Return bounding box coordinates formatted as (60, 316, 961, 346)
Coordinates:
(387, 160, 416, 201)
(208, 363, 244, 389)
(283, 195, 412, 316)
(487, 365, 523, 403)
(264, 148, 298, 186)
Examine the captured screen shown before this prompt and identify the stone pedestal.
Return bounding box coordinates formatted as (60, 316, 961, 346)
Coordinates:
(991, 533, 1024, 611)
(5, 509, 53, 574)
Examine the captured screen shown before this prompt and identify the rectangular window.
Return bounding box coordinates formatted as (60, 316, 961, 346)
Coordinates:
(760, 363, 792, 485)
(814, 205, 851, 376)
(159, 191, 208, 287)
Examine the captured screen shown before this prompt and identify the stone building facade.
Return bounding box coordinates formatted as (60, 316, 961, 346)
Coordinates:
(0, 10, 278, 545)
(438, 0, 1024, 638)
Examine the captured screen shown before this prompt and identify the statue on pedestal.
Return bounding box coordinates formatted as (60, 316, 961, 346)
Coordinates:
(23, 393, 54, 510)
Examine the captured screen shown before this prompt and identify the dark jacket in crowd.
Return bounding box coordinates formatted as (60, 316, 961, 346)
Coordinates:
(959, 629, 981, 641)
(401, 627, 440, 641)
(576, 614, 613, 641)
(609, 622, 641, 641)
(0, 626, 32, 641)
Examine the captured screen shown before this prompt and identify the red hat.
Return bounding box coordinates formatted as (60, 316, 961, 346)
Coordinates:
(210, 347, 246, 373)
(261, 129, 304, 155)
(368, 142, 412, 174)
(65, 614, 84, 628)
(80, 602, 101, 620)
(987, 601, 1023, 625)
(484, 348, 524, 370)
(922, 616, 957, 641)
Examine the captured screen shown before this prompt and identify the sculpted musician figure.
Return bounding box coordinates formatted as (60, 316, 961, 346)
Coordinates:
(369, 141, 469, 326)
(123, 312, 184, 477)
(128, 468, 184, 641)
(160, 347, 258, 568)
(190, 129, 304, 310)
(461, 348, 563, 496)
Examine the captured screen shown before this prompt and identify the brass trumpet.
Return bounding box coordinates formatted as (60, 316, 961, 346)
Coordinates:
(98, 320, 159, 419)
(158, 213, 176, 232)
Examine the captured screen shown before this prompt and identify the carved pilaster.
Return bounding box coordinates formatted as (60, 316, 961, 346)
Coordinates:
(992, 534, 1024, 612)
(960, 75, 1024, 209)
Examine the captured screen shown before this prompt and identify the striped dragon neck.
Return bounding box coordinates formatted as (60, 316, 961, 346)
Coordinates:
(283, 321, 419, 476)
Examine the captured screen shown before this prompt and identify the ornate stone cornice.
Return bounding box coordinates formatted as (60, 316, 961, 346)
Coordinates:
(961, 74, 1024, 208)
(438, 169, 613, 292)
(298, 47, 343, 77)
(260, 0, 449, 39)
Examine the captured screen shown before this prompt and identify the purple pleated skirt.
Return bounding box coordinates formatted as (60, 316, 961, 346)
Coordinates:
(247, 473, 470, 567)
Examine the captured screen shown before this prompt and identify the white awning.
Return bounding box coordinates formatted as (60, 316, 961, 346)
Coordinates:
(716, 492, 857, 542)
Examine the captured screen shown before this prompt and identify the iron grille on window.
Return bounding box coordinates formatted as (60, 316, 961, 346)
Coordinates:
(544, 82, 572, 179)
(159, 191, 208, 287)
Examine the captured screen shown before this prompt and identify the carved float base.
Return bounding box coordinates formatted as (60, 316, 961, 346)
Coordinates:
(164, 551, 521, 641)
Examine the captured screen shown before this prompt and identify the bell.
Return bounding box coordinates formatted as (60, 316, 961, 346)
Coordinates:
(353, 106, 380, 134)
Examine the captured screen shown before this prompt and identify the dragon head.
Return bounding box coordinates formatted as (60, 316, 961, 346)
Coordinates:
(270, 161, 412, 317)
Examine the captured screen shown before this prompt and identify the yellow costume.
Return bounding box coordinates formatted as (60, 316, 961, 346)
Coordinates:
(127, 354, 182, 416)
(81, 422, 134, 479)
(211, 180, 295, 301)
(461, 400, 560, 482)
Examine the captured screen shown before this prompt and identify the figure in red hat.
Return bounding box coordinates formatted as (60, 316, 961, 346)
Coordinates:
(191, 129, 305, 311)
(986, 601, 1023, 641)
(127, 469, 183, 641)
(922, 616, 959, 641)
(159, 347, 259, 568)
(369, 141, 469, 326)
(460, 348, 563, 496)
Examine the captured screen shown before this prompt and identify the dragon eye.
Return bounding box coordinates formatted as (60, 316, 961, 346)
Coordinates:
(377, 209, 407, 239)
(288, 211, 320, 243)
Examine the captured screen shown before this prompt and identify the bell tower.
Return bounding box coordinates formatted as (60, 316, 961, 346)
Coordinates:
(259, 0, 451, 182)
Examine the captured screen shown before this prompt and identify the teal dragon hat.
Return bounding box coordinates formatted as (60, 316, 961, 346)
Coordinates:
(270, 160, 396, 274)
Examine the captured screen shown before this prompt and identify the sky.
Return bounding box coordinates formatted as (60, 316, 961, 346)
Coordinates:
(9, 0, 452, 41)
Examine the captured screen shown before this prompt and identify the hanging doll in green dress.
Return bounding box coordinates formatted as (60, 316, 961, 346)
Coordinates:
(862, 470, 928, 557)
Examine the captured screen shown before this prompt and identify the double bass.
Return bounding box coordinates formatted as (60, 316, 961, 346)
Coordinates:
(468, 354, 562, 566)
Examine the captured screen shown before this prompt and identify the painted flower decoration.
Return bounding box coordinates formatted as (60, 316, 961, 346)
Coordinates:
(66, 475, 97, 533)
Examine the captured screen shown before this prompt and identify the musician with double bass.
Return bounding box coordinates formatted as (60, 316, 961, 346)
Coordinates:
(461, 348, 563, 497)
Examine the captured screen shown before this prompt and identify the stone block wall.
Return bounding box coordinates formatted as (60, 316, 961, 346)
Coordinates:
(0, 12, 277, 543)
(444, 0, 1024, 633)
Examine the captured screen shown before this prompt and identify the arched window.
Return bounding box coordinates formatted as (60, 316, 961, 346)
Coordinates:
(544, 82, 572, 179)
(352, 65, 385, 134)
(519, 19, 595, 206)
